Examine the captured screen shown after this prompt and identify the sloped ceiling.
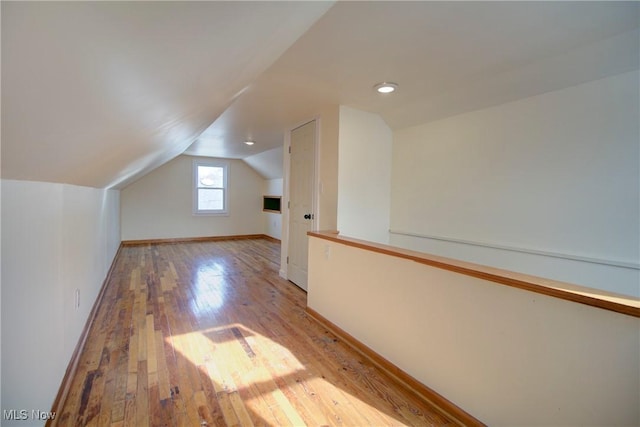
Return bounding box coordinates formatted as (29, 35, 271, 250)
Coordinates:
(3, 2, 638, 187)
(1, 1, 333, 188)
(187, 1, 639, 165)
(243, 146, 284, 180)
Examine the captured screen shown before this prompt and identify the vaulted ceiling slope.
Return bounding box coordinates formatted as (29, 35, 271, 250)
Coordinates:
(1, 1, 333, 189)
(187, 1, 639, 162)
(3, 2, 638, 188)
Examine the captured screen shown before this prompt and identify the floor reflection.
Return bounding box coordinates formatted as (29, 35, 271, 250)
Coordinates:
(58, 239, 453, 426)
(190, 261, 229, 316)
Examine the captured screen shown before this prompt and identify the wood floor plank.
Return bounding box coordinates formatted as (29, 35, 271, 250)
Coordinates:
(135, 361, 149, 427)
(145, 315, 158, 388)
(129, 267, 139, 291)
(55, 238, 458, 426)
(155, 330, 171, 401)
(197, 364, 227, 426)
(122, 395, 136, 427)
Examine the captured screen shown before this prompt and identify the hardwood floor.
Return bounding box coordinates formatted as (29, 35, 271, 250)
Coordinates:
(55, 238, 456, 426)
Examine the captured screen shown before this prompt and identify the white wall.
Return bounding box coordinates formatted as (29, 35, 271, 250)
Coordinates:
(308, 235, 640, 426)
(390, 71, 639, 296)
(1, 180, 120, 425)
(121, 155, 264, 241)
(263, 178, 283, 240)
(337, 106, 392, 244)
(316, 105, 340, 232)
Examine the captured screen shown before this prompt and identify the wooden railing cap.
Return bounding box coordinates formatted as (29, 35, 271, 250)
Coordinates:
(308, 231, 640, 318)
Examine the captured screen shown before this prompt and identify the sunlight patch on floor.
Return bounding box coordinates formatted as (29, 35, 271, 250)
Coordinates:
(168, 324, 306, 378)
(168, 323, 411, 426)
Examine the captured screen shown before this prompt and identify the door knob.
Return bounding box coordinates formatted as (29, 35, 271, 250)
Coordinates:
(304, 214, 312, 219)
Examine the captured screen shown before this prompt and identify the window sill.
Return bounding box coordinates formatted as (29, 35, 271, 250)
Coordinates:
(193, 211, 229, 217)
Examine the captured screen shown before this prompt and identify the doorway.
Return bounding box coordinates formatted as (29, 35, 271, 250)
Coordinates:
(286, 120, 316, 290)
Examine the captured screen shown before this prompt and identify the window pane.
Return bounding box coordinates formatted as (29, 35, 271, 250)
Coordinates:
(198, 166, 224, 188)
(198, 189, 224, 210)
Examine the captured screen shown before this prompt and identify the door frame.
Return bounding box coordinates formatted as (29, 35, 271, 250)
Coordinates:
(280, 116, 321, 281)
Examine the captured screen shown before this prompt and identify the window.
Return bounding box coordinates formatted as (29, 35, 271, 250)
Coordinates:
(193, 160, 228, 215)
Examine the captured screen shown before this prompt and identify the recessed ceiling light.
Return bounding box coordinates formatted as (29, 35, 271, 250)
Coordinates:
(373, 82, 398, 94)
(244, 140, 255, 146)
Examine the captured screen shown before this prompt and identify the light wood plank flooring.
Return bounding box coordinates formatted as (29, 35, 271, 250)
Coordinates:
(56, 238, 455, 426)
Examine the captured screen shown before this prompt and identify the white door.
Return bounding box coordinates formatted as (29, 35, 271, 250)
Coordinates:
(287, 120, 316, 290)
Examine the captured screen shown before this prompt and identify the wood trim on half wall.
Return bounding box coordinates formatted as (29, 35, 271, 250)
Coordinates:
(308, 231, 640, 318)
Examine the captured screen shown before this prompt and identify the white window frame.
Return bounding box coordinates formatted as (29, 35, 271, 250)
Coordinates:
(193, 159, 229, 215)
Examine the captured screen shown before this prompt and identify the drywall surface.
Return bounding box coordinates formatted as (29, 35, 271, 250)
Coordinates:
(121, 155, 263, 241)
(1, 179, 120, 425)
(337, 106, 392, 244)
(317, 105, 339, 232)
(307, 235, 640, 426)
(263, 178, 283, 240)
(390, 71, 639, 296)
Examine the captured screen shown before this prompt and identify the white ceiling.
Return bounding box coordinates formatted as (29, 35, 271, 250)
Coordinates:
(243, 147, 284, 181)
(1, 1, 333, 188)
(3, 2, 638, 187)
(187, 1, 639, 159)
